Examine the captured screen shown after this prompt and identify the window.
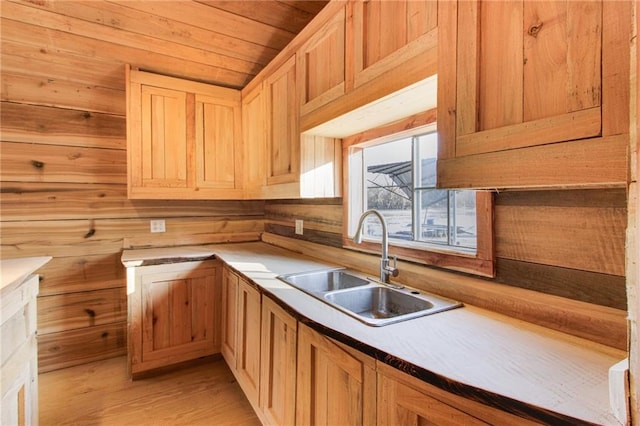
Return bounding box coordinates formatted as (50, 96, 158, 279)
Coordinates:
(344, 120, 494, 277)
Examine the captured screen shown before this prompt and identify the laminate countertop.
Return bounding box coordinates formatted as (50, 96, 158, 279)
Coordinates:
(122, 243, 627, 425)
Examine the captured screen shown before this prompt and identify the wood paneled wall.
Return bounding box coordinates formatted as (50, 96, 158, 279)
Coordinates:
(1, 0, 628, 371)
(265, 188, 628, 312)
(0, 15, 265, 371)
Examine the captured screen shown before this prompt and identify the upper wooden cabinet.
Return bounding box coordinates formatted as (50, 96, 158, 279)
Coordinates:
(437, 0, 630, 189)
(195, 93, 242, 191)
(126, 66, 243, 199)
(242, 82, 267, 199)
(299, 0, 439, 133)
(297, 6, 346, 116)
(265, 55, 299, 188)
(348, 0, 438, 90)
(258, 56, 342, 199)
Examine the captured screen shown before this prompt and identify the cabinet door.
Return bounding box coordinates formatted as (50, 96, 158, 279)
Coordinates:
(297, 6, 345, 117)
(126, 66, 243, 199)
(377, 363, 539, 426)
(260, 297, 297, 426)
(296, 324, 376, 426)
(221, 267, 239, 368)
(133, 263, 218, 375)
(378, 373, 487, 425)
(133, 84, 189, 190)
(349, 0, 438, 89)
(437, 0, 629, 189)
(195, 93, 242, 191)
(242, 83, 267, 197)
(455, 0, 602, 157)
(236, 278, 262, 406)
(265, 55, 299, 187)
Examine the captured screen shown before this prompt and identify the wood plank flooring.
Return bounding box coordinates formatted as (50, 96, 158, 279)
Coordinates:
(39, 356, 260, 425)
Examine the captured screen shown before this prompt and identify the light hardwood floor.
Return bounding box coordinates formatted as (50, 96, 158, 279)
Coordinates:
(39, 356, 260, 426)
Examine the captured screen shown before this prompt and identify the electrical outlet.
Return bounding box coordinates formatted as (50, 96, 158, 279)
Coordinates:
(150, 219, 166, 233)
(295, 219, 303, 235)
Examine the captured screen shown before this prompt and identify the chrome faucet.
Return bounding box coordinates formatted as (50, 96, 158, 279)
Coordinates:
(352, 209, 400, 286)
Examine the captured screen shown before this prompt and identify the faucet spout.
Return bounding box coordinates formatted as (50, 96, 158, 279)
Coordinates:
(352, 209, 399, 284)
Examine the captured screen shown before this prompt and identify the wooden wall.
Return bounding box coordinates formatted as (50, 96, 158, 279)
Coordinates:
(265, 188, 628, 311)
(1, 0, 629, 372)
(0, 15, 264, 372)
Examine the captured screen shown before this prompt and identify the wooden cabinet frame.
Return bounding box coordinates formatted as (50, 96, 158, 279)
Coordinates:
(297, 6, 346, 116)
(221, 267, 239, 368)
(260, 297, 297, 426)
(265, 55, 299, 187)
(126, 65, 243, 199)
(437, 0, 630, 189)
(347, 0, 438, 91)
(235, 278, 262, 406)
(296, 324, 377, 426)
(127, 261, 221, 377)
(377, 362, 540, 425)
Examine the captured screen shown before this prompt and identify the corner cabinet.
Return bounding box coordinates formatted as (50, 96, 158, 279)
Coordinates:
(127, 260, 221, 377)
(126, 66, 243, 199)
(437, 0, 630, 189)
(296, 324, 377, 426)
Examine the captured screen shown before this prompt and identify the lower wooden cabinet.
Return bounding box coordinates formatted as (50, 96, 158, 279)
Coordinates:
(1, 274, 39, 426)
(260, 297, 298, 426)
(377, 362, 537, 426)
(221, 267, 239, 368)
(220, 272, 534, 425)
(127, 261, 221, 376)
(235, 277, 262, 406)
(296, 324, 377, 426)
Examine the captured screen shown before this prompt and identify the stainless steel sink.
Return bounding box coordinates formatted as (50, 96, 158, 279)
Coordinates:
(277, 268, 462, 326)
(325, 286, 433, 318)
(278, 268, 369, 293)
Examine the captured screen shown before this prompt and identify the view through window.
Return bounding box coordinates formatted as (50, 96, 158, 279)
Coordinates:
(356, 132, 477, 252)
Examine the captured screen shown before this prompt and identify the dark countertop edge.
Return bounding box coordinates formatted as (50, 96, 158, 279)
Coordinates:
(224, 264, 595, 426)
(123, 255, 217, 267)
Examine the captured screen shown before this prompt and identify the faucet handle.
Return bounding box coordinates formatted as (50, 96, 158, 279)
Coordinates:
(387, 256, 399, 278)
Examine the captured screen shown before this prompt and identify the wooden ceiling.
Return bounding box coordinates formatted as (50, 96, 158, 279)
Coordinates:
(1, 0, 329, 90)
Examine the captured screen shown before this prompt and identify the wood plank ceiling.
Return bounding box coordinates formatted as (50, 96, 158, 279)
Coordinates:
(1, 0, 329, 90)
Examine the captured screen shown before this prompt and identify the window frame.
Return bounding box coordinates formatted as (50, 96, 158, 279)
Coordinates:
(342, 111, 495, 277)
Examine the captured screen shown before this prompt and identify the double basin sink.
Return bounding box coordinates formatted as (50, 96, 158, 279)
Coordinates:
(277, 268, 462, 326)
